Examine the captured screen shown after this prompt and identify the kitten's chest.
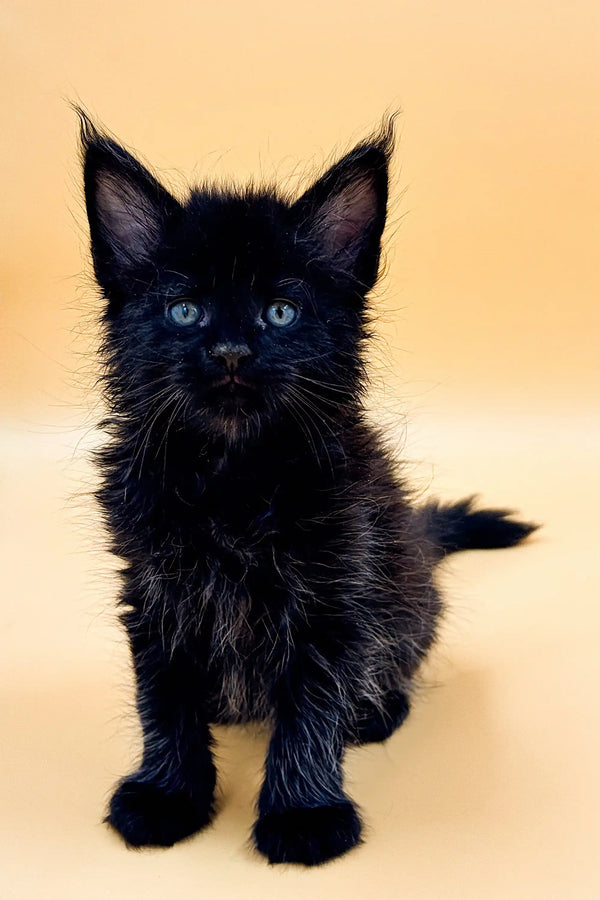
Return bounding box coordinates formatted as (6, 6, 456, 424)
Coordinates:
(185, 501, 294, 723)
(148, 462, 324, 721)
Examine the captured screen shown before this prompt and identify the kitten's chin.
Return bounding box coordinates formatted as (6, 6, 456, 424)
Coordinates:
(191, 387, 268, 444)
(200, 411, 263, 445)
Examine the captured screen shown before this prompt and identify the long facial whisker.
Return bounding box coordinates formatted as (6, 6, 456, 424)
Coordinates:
(285, 385, 349, 470)
(286, 385, 344, 433)
(282, 391, 337, 474)
(126, 391, 186, 479)
(120, 383, 179, 418)
(159, 392, 191, 487)
(293, 373, 353, 395)
(103, 374, 177, 415)
(280, 394, 323, 465)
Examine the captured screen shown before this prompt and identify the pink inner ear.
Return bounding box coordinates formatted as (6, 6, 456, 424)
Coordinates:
(95, 170, 161, 261)
(317, 173, 377, 256)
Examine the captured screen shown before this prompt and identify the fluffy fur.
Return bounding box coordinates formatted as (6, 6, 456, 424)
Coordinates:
(79, 112, 537, 866)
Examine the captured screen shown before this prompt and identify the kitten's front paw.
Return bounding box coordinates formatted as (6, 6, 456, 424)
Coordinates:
(106, 776, 215, 848)
(253, 801, 362, 866)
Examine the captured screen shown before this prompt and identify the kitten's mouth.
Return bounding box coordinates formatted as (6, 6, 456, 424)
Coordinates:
(203, 374, 260, 412)
(210, 374, 254, 391)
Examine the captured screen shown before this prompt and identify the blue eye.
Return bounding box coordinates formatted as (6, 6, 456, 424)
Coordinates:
(167, 300, 204, 327)
(264, 300, 299, 328)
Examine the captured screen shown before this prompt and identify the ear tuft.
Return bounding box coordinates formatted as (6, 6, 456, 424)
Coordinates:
(73, 104, 100, 152)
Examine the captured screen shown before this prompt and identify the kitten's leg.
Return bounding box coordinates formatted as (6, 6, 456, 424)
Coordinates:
(352, 689, 410, 745)
(253, 663, 362, 866)
(107, 612, 216, 848)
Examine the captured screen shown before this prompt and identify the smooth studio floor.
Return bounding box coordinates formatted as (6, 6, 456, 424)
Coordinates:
(1, 411, 598, 899)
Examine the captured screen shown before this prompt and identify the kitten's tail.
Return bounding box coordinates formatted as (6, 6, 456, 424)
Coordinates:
(419, 496, 539, 558)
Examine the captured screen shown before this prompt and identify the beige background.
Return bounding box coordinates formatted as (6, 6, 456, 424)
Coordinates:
(1, 2, 598, 897)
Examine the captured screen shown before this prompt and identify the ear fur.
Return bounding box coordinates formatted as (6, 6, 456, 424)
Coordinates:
(292, 119, 394, 290)
(77, 109, 180, 293)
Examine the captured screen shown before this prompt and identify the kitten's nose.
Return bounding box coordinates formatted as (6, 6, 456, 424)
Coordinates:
(210, 342, 252, 372)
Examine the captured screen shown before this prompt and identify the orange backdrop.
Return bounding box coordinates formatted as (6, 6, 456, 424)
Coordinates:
(1, 2, 598, 898)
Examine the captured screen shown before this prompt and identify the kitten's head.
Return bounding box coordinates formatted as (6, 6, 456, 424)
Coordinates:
(80, 113, 392, 447)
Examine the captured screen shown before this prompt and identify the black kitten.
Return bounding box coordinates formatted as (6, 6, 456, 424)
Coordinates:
(80, 113, 536, 866)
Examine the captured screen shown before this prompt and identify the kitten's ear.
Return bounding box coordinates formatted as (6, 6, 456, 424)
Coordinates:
(291, 121, 394, 290)
(79, 111, 180, 290)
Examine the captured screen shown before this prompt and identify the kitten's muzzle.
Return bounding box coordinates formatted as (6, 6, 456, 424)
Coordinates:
(209, 342, 252, 374)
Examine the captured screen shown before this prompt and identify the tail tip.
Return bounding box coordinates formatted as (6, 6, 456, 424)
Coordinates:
(487, 514, 540, 549)
(427, 497, 541, 555)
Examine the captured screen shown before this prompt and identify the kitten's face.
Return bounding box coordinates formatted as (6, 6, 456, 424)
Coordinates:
(106, 196, 358, 442)
(81, 116, 391, 443)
